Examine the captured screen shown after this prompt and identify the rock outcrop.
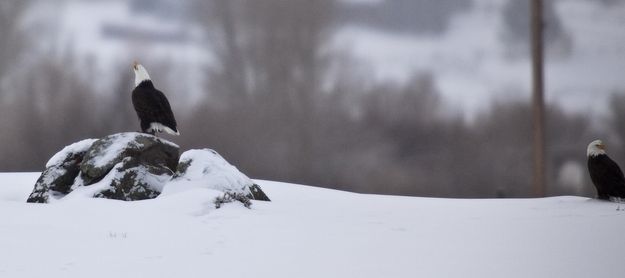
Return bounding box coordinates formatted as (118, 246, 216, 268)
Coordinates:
(27, 132, 179, 203)
(80, 133, 179, 185)
(92, 157, 171, 201)
(26, 139, 97, 203)
(26, 133, 270, 205)
(167, 149, 270, 201)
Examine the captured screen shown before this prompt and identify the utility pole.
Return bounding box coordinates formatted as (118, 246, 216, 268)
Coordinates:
(531, 0, 546, 197)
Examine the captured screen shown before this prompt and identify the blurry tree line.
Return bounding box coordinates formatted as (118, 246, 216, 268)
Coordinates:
(0, 0, 618, 197)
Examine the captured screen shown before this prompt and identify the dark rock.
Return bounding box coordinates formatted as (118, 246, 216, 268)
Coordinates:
(27, 134, 266, 205)
(27, 133, 179, 203)
(172, 159, 191, 179)
(94, 157, 168, 201)
(26, 139, 97, 203)
(248, 184, 271, 201)
(80, 132, 179, 185)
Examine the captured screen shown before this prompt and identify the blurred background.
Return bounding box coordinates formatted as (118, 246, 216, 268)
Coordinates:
(0, 0, 624, 198)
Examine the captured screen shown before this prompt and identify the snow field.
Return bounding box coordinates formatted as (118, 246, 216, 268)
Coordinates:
(0, 173, 624, 277)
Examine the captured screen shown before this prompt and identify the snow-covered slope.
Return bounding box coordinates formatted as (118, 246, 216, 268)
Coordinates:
(0, 172, 623, 278)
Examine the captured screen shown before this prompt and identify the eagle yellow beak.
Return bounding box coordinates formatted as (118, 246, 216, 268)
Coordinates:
(132, 61, 139, 70)
(598, 143, 605, 150)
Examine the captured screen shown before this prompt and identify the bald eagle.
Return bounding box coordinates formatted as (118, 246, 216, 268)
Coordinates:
(131, 62, 179, 136)
(587, 140, 625, 200)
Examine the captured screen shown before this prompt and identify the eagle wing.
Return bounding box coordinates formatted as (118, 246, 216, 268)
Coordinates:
(151, 88, 178, 129)
(132, 84, 178, 132)
(602, 156, 625, 197)
(589, 155, 625, 198)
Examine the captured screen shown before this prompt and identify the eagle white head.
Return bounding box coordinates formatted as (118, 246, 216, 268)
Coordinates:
(133, 61, 151, 87)
(587, 139, 606, 157)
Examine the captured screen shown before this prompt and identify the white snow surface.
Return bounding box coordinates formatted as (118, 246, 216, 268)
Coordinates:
(45, 139, 97, 168)
(163, 149, 253, 196)
(1, 172, 625, 277)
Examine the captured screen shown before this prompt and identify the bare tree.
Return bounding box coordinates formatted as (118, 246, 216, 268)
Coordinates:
(608, 93, 625, 164)
(501, 0, 572, 58)
(179, 0, 595, 198)
(0, 0, 28, 83)
(0, 54, 99, 170)
(104, 63, 139, 134)
(188, 0, 336, 182)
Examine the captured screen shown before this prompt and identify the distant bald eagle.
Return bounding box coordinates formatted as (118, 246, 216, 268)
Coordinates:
(131, 62, 179, 136)
(587, 140, 625, 200)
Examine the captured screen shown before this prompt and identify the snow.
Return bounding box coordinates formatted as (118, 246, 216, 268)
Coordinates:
(64, 159, 169, 201)
(88, 133, 140, 168)
(1, 172, 624, 277)
(163, 149, 253, 196)
(45, 139, 97, 168)
(65, 165, 118, 200)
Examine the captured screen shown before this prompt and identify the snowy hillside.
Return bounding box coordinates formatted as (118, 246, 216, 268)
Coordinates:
(1, 172, 623, 278)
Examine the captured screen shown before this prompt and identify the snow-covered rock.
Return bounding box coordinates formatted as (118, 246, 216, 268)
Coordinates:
(27, 139, 97, 203)
(26, 134, 270, 204)
(93, 157, 172, 201)
(80, 132, 179, 185)
(165, 149, 270, 201)
(26, 132, 180, 202)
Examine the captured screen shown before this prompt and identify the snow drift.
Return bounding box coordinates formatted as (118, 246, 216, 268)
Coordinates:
(2, 173, 625, 278)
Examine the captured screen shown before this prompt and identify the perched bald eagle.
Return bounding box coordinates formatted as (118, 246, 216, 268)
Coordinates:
(132, 62, 179, 136)
(587, 140, 625, 200)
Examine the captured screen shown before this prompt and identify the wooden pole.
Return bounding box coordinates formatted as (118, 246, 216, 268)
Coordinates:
(531, 0, 546, 197)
